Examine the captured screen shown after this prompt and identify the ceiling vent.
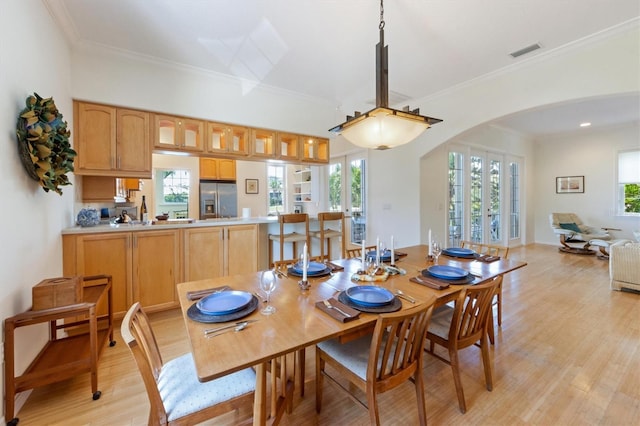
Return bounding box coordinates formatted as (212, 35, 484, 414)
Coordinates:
(510, 43, 542, 58)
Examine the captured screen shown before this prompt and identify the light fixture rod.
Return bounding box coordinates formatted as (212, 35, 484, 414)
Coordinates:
(376, 27, 388, 108)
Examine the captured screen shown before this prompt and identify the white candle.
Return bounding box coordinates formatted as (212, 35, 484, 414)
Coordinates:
(302, 243, 308, 281)
(391, 235, 395, 265)
(376, 237, 380, 265)
(428, 229, 433, 256)
(361, 239, 366, 271)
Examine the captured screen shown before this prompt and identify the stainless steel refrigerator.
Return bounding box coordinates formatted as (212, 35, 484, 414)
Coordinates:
(199, 181, 238, 219)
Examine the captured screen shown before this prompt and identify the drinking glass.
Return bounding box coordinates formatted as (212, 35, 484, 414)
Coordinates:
(260, 270, 277, 315)
(432, 241, 442, 264)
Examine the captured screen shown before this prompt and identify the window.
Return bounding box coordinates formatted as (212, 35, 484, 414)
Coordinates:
(267, 165, 285, 214)
(328, 162, 342, 212)
(509, 161, 521, 239)
(618, 150, 640, 214)
(156, 169, 189, 218)
(448, 151, 464, 247)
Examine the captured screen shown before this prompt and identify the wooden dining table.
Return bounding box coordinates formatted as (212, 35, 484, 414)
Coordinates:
(176, 244, 527, 425)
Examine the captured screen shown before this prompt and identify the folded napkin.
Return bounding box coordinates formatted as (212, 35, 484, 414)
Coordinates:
(409, 276, 450, 290)
(326, 262, 345, 271)
(315, 298, 360, 322)
(395, 251, 408, 258)
(477, 254, 500, 263)
(186, 286, 229, 301)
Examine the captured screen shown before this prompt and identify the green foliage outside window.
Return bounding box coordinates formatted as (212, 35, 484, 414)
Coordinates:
(624, 183, 640, 213)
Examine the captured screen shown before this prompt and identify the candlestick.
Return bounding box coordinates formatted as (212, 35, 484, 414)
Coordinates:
(428, 229, 433, 256)
(390, 235, 395, 266)
(376, 237, 380, 265)
(361, 239, 366, 272)
(302, 243, 308, 282)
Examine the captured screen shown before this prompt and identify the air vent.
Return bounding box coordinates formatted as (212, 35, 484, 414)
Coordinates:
(510, 43, 542, 58)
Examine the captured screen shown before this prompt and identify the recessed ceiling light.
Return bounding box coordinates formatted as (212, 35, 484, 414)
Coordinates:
(580, 122, 591, 127)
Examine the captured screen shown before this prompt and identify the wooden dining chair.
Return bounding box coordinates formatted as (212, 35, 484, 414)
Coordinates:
(269, 213, 310, 267)
(460, 241, 510, 344)
(424, 276, 501, 413)
(345, 245, 376, 259)
(311, 212, 346, 261)
(316, 298, 437, 425)
(121, 302, 255, 425)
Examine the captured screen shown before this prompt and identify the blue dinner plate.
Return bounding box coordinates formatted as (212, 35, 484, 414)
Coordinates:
(443, 247, 476, 258)
(196, 290, 253, 315)
(427, 265, 469, 280)
(345, 286, 395, 307)
(366, 250, 393, 261)
(292, 261, 327, 275)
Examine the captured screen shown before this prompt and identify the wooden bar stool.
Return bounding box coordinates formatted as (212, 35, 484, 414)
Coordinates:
(269, 213, 310, 267)
(311, 212, 346, 261)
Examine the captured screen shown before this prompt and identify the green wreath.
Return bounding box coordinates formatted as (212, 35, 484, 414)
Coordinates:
(16, 93, 76, 195)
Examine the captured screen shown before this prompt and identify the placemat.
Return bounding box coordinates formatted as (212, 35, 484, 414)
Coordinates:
(315, 297, 360, 322)
(338, 291, 402, 313)
(477, 255, 501, 263)
(187, 296, 259, 323)
(441, 252, 479, 260)
(287, 267, 332, 278)
(420, 269, 477, 285)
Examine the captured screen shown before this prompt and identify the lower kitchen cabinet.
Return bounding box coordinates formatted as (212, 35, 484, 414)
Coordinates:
(132, 230, 180, 312)
(183, 224, 258, 281)
(63, 224, 257, 316)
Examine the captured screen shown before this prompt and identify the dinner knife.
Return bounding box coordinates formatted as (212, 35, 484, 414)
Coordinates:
(203, 319, 258, 335)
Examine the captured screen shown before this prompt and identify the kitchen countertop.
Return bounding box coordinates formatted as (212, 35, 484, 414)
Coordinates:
(62, 216, 279, 235)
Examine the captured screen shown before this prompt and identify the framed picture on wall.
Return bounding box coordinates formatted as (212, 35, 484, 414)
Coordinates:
(245, 179, 259, 194)
(556, 176, 584, 193)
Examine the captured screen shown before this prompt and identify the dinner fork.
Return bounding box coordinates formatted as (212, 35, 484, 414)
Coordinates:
(323, 300, 350, 317)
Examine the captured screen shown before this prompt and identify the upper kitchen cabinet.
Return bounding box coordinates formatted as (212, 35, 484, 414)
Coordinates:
(277, 133, 300, 161)
(74, 102, 152, 178)
(250, 128, 276, 159)
(301, 136, 329, 163)
(206, 122, 249, 156)
(199, 158, 236, 181)
(155, 114, 204, 153)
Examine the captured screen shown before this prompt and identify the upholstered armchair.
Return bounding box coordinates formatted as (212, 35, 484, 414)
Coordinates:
(549, 213, 610, 255)
(610, 241, 640, 292)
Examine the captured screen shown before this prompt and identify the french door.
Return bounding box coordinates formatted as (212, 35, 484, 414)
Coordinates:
(469, 151, 503, 244)
(329, 153, 367, 244)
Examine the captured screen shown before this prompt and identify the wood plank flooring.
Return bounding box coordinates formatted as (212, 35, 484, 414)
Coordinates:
(12, 244, 640, 425)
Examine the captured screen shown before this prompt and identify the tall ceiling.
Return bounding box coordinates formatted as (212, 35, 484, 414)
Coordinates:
(46, 0, 640, 136)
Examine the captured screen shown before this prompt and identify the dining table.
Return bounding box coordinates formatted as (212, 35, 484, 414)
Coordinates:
(176, 244, 527, 425)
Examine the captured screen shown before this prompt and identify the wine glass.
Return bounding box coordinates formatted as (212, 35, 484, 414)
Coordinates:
(260, 270, 277, 315)
(432, 240, 442, 264)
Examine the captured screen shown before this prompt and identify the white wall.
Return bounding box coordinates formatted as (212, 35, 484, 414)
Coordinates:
(534, 123, 640, 244)
(0, 0, 73, 418)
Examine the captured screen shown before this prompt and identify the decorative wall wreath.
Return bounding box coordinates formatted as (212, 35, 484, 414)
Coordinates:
(16, 93, 76, 195)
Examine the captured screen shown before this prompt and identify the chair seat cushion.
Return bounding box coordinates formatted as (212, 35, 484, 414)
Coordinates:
(427, 305, 455, 340)
(158, 353, 255, 422)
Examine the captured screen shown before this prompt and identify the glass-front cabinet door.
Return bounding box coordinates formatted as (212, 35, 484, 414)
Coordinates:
(206, 122, 249, 156)
(155, 114, 204, 153)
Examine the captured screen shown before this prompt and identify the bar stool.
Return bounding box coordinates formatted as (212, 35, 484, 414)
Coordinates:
(311, 212, 346, 261)
(268, 213, 310, 267)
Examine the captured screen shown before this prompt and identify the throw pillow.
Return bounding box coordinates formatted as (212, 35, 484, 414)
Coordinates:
(559, 222, 582, 233)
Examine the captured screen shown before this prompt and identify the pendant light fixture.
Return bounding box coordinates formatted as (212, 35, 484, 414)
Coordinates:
(329, 0, 442, 150)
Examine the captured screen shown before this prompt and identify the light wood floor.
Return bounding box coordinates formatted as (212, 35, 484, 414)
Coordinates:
(13, 244, 640, 425)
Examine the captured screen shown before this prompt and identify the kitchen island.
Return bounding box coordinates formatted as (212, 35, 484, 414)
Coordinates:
(61, 215, 344, 317)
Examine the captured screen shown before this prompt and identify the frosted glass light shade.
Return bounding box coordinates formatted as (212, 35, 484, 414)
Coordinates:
(334, 107, 431, 150)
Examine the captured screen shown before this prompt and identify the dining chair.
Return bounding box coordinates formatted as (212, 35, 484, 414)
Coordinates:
(121, 302, 255, 425)
(460, 241, 510, 344)
(311, 212, 346, 261)
(316, 298, 437, 426)
(268, 213, 310, 267)
(345, 245, 376, 259)
(424, 276, 501, 413)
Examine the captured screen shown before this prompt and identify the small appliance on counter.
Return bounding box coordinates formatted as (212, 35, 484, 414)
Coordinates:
(199, 181, 238, 219)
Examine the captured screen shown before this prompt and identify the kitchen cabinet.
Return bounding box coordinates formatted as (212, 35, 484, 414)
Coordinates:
(62, 233, 132, 317)
(74, 102, 152, 178)
(81, 177, 140, 202)
(206, 122, 249, 156)
(132, 230, 180, 312)
(155, 114, 204, 153)
(250, 128, 276, 158)
(199, 158, 237, 181)
(277, 132, 300, 161)
(183, 224, 258, 281)
(301, 136, 330, 163)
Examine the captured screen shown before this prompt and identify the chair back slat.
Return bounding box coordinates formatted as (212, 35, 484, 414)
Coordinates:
(450, 277, 502, 347)
(460, 241, 509, 259)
